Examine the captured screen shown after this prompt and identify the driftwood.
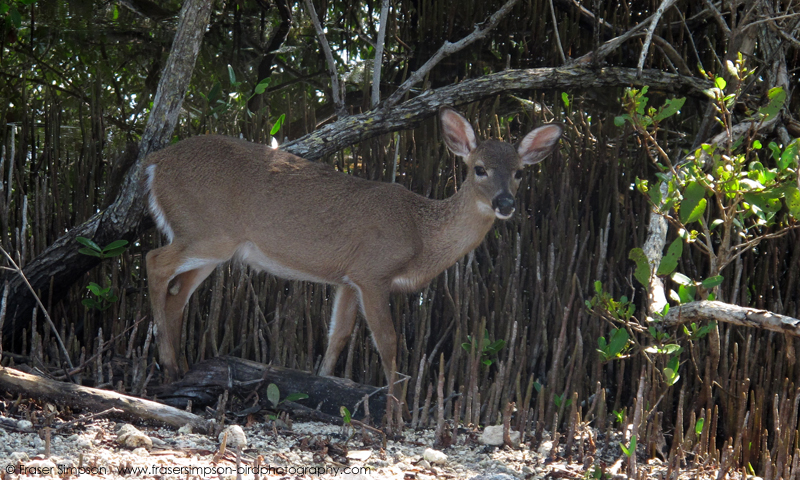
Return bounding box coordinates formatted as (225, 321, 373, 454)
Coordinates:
(153, 356, 388, 423)
(0, 366, 211, 432)
(664, 301, 800, 337)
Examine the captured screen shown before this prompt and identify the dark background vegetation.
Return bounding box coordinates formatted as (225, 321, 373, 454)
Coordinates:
(1, 0, 799, 476)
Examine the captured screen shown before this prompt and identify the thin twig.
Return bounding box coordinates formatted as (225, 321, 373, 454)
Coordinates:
(548, 0, 567, 64)
(637, 0, 678, 77)
(302, 0, 346, 117)
(383, 0, 520, 109)
(371, 0, 390, 108)
(0, 247, 75, 377)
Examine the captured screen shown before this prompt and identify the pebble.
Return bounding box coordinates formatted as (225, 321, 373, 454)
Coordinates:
(481, 425, 521, 446)
(219, 425, 247, 449)
(115, 424, 153, 450)
(423, 447, 447, 465)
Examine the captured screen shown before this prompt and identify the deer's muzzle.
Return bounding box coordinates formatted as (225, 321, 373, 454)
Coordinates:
(492, 194, 516, 219)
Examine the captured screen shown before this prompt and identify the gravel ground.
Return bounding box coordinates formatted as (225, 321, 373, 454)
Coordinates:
(0, 413, 733, 479)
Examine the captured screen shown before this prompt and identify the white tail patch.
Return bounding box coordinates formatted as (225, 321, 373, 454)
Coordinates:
(145, 164, 175, 243)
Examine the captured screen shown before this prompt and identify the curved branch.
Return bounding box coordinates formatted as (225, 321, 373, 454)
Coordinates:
(284, 66, 712, 160)
(382, 0, 520, 109)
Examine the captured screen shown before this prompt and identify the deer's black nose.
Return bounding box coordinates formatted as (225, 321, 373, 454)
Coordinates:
(492, 194, 516, 219)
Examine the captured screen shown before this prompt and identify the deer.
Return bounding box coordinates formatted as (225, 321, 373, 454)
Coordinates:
(144, 107, 562, 384)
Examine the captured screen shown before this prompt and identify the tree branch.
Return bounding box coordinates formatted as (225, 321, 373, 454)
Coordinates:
(664, 301, 800, 337)
(284, 66, 712, 160)
(371, 0, 390, 108)
(303, 0, 346, 118)
(382, 0, 520, 109)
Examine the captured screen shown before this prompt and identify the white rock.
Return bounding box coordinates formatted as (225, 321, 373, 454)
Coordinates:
(178, 424, 193, 435)
(8, 452, 30, 463)
(346, 450, 372, 461)
(219, 425, 247, 449)
(116, 424, 153, 450)
(17, 419, 33, 431)
(132, 447, 149, 457)
(23, 459, 57, 476)
(423, 448, 447, 465)
(480, 425, 521, 446)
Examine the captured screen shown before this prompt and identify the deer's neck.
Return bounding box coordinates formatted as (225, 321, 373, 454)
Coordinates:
(422, 182, 496, 270)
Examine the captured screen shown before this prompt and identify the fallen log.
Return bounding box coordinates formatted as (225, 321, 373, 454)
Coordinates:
(152, 357, 388, 423)
(0, 366, 211, 432)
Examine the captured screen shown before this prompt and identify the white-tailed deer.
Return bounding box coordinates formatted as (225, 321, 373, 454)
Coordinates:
(144, 107, 562, 382)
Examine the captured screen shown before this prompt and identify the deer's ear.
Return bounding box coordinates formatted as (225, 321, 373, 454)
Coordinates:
(440, 107, 477, 158)
(518, 124, 563, 165)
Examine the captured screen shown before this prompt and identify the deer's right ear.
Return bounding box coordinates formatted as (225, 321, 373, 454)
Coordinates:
(440, 107, 477, 158)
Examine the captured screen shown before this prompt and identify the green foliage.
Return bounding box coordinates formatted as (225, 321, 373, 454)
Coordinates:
(683, 321, 716, 341)
(553, 393, 572, 409)
(624, 56, 796, 317)
(77, 237, 128, 260)
(615, 86, 685, 129)
(695, 418, 705, 436)
(586, 281, 636, 322)
(266, 383, 309, 409)
(612, 409, 624, 424)
(82, 282, 118, 311)
(597, 328, 630, 362)
(655, 238, 683, 276)
(662, 355, 680, 386)
(461, 329, 506, 367)
(340, 405, 352, 425)
(620, 435, 636, 457)
(270, 113, 286, 136)
(628, 248, 651, 287)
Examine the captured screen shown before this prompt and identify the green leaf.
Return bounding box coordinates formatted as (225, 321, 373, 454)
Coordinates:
(671, 272, 693, 286)
(608, 328, 630, 357)
(701, 275, 724, 289)
(753, 140, 762, 149)
(614, 115, 629, 127)
(340, 406, 352, 423)
(103, 240, 129, 251)
(779, 139, 799, 171)
(653, 97, 686, 123)
(680, 182, 707, 224)
(103, 247, 127, 258)
(267, 383, 280, 408)
(629, 248, 651, 286)
(10, 7, 21, 29)
(254, 78, 271, 95)
(208, 82, 222, 103)
(81, 299, 96, 309)
(678, 284, 696, 304)
(758, 87, 786, 122)
(695, 418, 705, 436)
(561, 92, 569, 108)
(714, 77, 727, 90)
(785, 186, 800, 217)
(283, 392, 309, 403)
(77, 237, 101, 252)
(78, 248, 102, 258)
(656, 238, 683, 276)
(227, 65, 237, 85)
(87, 283, 102, 296)
(768, 142, 781, 161)
(270, 113, 286, 136)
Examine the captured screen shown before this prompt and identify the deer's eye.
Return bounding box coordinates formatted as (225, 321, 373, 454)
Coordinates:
(515, 170, 523, 180)
(474, 166, 487, 177)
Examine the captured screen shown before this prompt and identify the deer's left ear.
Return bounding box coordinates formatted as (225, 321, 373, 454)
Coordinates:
(518, 124, 563, 165)
(440, 107, 477, 158)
